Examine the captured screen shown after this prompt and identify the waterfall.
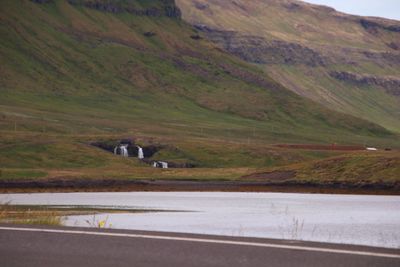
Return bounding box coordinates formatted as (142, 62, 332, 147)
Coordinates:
(152, 161, 168, 168)
(121, 145, 129, 157)
(160, 161, 168, 169)
(137, 146, 144, 159)
(114, 144, 129, 157)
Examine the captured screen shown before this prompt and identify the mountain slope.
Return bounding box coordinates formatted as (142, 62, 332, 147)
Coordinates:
(176, 0, 400, 132)
(0, 0, 399, 187)
(0, 0, 394, 145)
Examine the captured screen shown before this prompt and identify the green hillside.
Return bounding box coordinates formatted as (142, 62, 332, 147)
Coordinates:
(0, 0, 399, 184)
(176, 0, 400, 133)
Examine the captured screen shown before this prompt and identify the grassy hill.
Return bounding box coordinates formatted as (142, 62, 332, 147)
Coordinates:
(176, 0, 400, 133)
(0, 0, 399, 186)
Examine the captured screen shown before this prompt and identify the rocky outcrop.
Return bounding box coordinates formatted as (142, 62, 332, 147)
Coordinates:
(90, 141, 115, 153)
(67, 0, 181, 18)
(171, 47, 281, 91)
(330, 71, 400, 96)
(386, 42, 399, 51)
(282, 1, 335, 13)
(194, 25, 326, 66)
(142, 159, 196, 168)
(172, 56, 213, 80)
(143, 31, 156, 37)
(282, 2, 301, 11)
(362, 51, 400, 66)
(216, 62, 281, 91)
(90, 140, 195, 168)
(90, 140, 162, 157)
(141, 145, 162, 158)
(360, 19, 400, 34)
(193, 1, 209, 10)
(168, 162, 196, 168)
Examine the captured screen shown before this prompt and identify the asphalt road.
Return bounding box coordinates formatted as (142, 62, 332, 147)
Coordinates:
(0, 224, 399, 267)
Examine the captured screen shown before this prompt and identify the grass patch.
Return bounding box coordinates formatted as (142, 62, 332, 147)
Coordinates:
(0, 203, 63, 226)
(0, 169, 47, 180)
(289, 151, 400, 183)
(0, 204, 171, 227)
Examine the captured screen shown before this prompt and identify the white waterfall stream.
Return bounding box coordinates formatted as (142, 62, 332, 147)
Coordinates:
(137, 146, 144, 159)
(121, 145, 128, 157)
(160, 161, 168, 169)
(114, 144, 129, 157)
(152, 161, 169, 168)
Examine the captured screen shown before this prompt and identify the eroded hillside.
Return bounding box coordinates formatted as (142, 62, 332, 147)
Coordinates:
(176, 0, 400, 132)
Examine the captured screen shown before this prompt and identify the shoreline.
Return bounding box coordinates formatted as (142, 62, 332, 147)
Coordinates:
(0, 179, 399, 195)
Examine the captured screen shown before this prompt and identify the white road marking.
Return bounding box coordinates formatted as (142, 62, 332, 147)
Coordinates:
(1, 226, 399, 259)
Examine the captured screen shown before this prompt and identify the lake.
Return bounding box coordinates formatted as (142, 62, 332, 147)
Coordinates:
(1, 192, 399, 248)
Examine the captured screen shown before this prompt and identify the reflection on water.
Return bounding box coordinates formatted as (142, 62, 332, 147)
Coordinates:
(1, 192, 400, 248)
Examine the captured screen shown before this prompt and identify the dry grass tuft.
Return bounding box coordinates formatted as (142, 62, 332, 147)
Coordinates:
(0, 203, 63, 226)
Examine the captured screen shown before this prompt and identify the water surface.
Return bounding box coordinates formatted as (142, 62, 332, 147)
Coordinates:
(2, 192, 399, 248)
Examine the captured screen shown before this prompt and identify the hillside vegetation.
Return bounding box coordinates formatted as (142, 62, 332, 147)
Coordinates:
(0, 0, 399, 186)
(176, 0, 400, 132)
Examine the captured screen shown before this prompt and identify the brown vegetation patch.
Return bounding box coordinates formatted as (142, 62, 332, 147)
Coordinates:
(311, 157, 347, 169)
(242, 170, 296, 181)
(275, 144, 365, 151)
(0, 179, 399, 195)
